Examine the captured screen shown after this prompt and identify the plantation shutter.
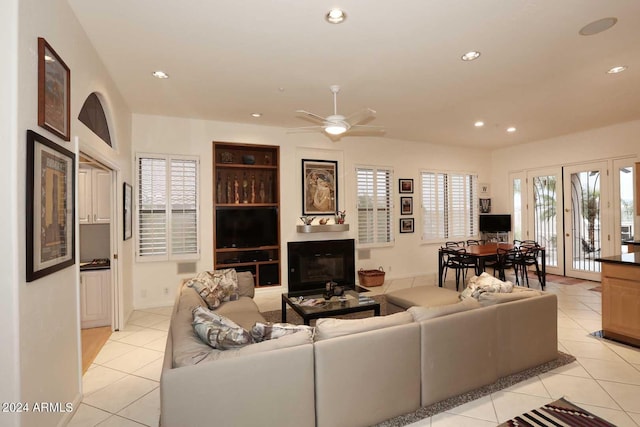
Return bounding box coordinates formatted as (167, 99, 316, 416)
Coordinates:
(137, 154, 199, 260)
(421, 171, 477, 241)
(170, 158, 198, 256)
(356, 166, 393, 246)
(138, 157, 167, 256)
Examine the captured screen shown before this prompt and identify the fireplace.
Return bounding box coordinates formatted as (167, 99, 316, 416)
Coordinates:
(287, 239, 355, 295)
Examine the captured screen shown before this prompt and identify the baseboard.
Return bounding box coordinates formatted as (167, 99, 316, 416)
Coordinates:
(56, 392, 83, 427)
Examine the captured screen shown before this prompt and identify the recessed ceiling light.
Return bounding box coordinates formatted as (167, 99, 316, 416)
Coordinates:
(251, 113, 262, 118)
(579, 17, 617, 36)
(152, 70, 169, 79)
(607, 65, 628, 74)
(474, 121, 484, 127)
(506, 127, 517, 133)
(461, 51, 481, 61)
(326, 8, 346, 24)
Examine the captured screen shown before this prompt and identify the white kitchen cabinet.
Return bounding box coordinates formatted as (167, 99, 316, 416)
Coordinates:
(80, 269, 111, 328)
(79, 168, 111, 224)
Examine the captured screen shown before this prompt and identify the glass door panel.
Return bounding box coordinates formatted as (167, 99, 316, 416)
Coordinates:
(527, 168, 563, 275)
(614, 160, 635, 254)
(563, 162, 607, 281)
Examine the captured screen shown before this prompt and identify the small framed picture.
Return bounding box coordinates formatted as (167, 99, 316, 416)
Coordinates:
(400, 218, 414, 233)
(399, 179, 413, 193)
(400, 196, 413, 215)
(479, 198, 491, 213)
(38, 37, 70, 141)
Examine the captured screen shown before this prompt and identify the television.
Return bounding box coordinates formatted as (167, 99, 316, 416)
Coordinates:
(216, 207, 278, 249)
(479, 214, 512, 232)
(287, 239, 355, 295)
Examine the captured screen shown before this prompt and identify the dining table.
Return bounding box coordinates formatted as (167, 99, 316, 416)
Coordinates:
(437, 242, 546, 288)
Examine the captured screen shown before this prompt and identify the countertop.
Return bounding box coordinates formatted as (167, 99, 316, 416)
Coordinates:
(595, 252, 640, 266)
(80, 259, 111, 271)
(623, 240, 640, 245)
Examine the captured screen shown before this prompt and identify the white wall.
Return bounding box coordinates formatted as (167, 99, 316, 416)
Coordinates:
(1, 0, 21, 424)
(13, 0, 133, 425)
(132, 113, 493, 308)
(490, 120, 640, 224)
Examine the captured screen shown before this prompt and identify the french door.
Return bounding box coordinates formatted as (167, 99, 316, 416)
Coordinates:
(511, 159, 634, 280)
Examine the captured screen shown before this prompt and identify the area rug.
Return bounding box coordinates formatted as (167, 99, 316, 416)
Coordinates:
(497, 397, 616, 426)
(374, 352, 575, 426)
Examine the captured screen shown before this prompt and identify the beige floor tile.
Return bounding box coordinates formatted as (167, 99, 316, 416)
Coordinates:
(445, 395, 497, 422)
(561, 340, 625, 362)
(102, 347, 164, 374)
(132, 358, 163, 382)
(557, 317, 586, 330)
(118, 329, 167, 347)
(502, 376, 551, 398)
(147, 318, 170, 331)
(546, 360, 592, 378)
(143, 336, 169, 352)
(578, 357, 640, 385)
(109, 325, 145, 341)
(598, 380, 640, 413)
(604, 341, 640, 365)
(140, 306, 173, 316)
(117, 388, 160, 427)
(67, 403, 111, 427)
(93, 341, 140, 365)
(430, 412, 497, 426)
(628, 411, 640, 424)
(128, 313, 170, 328)
(82, 365, 129, 397)
(97, 414, 148, 426)
(538, 373, 619, 409)
(83, 376, 158, 413)
(490, 391, 552, 423)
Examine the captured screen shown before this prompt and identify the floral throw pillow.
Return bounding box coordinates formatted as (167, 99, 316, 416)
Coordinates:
(185, 269, 239, 309)
(192, 306, 254, 350)
(250, 322, 315, 342)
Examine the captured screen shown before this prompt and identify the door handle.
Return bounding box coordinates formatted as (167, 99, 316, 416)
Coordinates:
(566, 233, 570, 237)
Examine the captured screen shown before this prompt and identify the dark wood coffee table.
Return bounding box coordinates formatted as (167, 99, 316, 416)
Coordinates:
(281, 290, 380, 325)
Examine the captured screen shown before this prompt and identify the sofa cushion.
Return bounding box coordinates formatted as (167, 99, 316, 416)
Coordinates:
(477, 286, 542, 306)
(192, 306, 254, 349)
(185, 269, 240, 310)
(251, 322, 315, 342)
(408, 297, 481, 322)
(314, 311, 413, 341)
(237, 271, 255, 298)
(385, 286, 461, 310)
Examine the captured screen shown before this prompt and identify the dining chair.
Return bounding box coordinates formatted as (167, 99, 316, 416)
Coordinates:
(515, 244, 544, 289)
(441, 247, 474, 291)
(492, 247, 520, 283)
(466, 239, 486, 246)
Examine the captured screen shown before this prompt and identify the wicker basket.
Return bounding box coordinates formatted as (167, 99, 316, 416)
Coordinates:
(358, 267, 385, 287)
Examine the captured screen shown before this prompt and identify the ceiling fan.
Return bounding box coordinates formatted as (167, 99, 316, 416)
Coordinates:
(293, 85, 384, 137)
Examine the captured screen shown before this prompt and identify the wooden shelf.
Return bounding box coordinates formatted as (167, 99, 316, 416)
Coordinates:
(215, 203, 278, 208)
(216, 163, 278, 170)
(296, 224, 350, 233)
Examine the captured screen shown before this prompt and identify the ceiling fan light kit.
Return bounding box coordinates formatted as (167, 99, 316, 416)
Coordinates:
(292, 85, 384, 138)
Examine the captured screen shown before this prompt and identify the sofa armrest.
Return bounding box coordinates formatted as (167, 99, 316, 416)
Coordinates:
(495, 293, 558, 377)
(160, 344, 315, 427)
(419, 306, 499, 407)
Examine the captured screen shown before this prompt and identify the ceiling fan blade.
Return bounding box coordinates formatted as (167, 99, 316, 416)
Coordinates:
(345, 108, 376, 126)
(286, 125, 325, 134)
(296, 110, 327, 123)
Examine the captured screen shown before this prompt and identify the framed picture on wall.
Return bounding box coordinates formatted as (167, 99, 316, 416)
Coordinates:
(400, 218, 414, 233)
(302, 159, 337, 215)
(399, 178, 413, 193)
(38, 37, 70, 141)
(480, 198, 491, 213)
(123, 182, 133, 240)
(401, 196, 413, 215)
(26, 130, 75, 282)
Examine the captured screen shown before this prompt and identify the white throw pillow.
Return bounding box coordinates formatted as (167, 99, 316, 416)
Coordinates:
(407, 298, 481, 322)
(314, 311, 413, 341)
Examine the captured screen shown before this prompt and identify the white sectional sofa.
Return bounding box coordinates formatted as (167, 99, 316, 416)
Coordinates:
(160, 272, 558, 427)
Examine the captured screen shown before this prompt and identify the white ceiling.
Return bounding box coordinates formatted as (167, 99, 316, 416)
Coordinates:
(68, 0, 640, 149)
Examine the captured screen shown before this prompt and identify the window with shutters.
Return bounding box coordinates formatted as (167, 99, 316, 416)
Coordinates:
(420, 171, 477, 242)
(356, 166, 393, 247)
(137, 154, 199, 261)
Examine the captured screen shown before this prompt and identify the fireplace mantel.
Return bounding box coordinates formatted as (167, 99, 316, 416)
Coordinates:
(296, 224, 350, 233)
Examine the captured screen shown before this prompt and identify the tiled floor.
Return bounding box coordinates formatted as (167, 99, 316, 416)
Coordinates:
(69, 275, 640, 427)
